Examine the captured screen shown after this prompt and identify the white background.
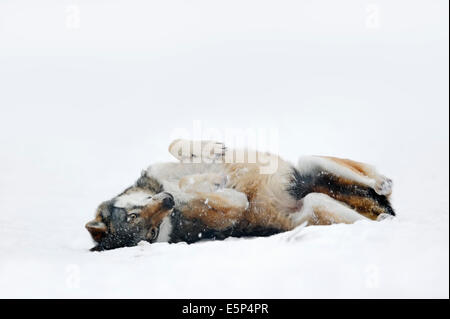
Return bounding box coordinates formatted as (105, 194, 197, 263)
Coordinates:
(0, 0, 448, 298)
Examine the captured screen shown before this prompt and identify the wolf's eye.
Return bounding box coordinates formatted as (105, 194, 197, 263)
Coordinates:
(127, 213, 139, 222)
(150, 227, 158, 240)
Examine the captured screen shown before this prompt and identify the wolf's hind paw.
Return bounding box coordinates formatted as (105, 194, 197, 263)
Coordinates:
(374, 177, 393, 196)
(210, 142, 227, 160)
(169, 139, 227, 163)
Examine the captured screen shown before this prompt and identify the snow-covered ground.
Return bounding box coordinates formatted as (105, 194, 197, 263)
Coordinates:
(0, 0, 448, 298)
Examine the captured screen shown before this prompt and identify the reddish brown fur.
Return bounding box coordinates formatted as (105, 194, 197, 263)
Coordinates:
(321, 156, 374, 177)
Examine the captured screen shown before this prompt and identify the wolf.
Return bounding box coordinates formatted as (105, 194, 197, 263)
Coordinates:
(85, 139, 394, 251)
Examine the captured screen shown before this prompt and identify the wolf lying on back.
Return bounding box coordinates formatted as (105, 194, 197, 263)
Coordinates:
(86, 139, 394, 251)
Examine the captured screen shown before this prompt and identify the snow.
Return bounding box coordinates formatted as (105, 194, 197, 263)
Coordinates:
(0, 0, 448, 298)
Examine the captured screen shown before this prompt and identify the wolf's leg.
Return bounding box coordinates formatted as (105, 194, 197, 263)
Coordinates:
(243, 200, 296, 232)
(291, 193, 371, 226)
(168, 139, 227, 163)
(180, 189, 249, 230)
(297, 156, 392, 196)
(168, 139, 282, 175)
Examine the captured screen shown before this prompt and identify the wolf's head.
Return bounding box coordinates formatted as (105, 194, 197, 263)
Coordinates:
(85, 172, 175, 251)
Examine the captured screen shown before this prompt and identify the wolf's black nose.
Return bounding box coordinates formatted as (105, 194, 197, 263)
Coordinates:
(162, 193, 175, 209)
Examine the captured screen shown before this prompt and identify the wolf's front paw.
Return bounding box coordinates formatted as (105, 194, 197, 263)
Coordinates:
(374, 176, 393, 196)
(204, 141, 226, 161)
(169, 139, 226, 163)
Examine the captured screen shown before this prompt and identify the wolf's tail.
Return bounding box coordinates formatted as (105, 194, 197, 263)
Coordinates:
(288, 167, 395, 220)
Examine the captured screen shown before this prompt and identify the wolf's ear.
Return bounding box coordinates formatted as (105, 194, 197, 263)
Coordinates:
(85, 220, 107, 241)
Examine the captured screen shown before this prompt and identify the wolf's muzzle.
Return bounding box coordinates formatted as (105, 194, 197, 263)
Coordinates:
(161, 192, 175, 209)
